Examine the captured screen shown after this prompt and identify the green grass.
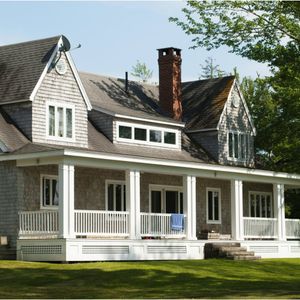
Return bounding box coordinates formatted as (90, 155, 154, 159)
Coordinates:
(0, 259, 300, 298)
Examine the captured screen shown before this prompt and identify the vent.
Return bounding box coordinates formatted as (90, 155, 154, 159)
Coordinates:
(21, 245, 62, 255)
(147, 245, 187, 254)
(291, 246, 300, 253)
(249, 246, 279, 253)
(82, 245, 129, 255)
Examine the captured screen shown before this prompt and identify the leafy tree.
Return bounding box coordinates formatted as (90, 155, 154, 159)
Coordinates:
(170, 1, 300, 173)
(131, 60, 153, 83)
(199, 57, 226, 79)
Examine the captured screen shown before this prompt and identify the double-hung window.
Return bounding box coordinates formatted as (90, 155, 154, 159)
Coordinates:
(106, 181, 126, 211)
(41, 175, 59, 208)
(249, 192, 273, 218)
(228, 131, 250, 161)
(47, 103, 74, 140)
(206, 188, 221, 224)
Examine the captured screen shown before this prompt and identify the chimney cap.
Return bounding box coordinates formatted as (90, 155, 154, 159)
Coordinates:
(157, 46, 181, 52)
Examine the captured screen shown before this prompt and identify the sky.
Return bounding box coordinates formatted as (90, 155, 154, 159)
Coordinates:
(0, 1, 271, 83)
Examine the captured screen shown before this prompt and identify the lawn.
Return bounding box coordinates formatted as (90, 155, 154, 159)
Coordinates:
(0, 259, 300, 298)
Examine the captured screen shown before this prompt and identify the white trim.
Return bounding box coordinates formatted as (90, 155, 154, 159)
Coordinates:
(4, 148, 300, 185)
(0, 140, 8, 152)
(149, 184, 183, 214)
(206, 187, 222, 224)
(29, 39, 60, 101)
(94, 106, 185, 128)
(105, 180, 126, 211)
(40, 174, 59, 210)
(65, 51, 92, 111)
(116, 121, 180, 149)
(46, 101, 75, 142)
(227, 130, 251, 162)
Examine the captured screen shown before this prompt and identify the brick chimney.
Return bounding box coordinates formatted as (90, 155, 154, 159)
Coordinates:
(158, 47, 182, 121)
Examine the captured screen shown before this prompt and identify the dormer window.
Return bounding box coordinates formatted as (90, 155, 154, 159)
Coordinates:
(116, 121, 179, 149)
(228, 131, 250, 161)
(47, 102, 75, 140)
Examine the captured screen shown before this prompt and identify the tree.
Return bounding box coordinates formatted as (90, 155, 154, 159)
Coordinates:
(170, 1, 300, 173)
(131, 60, 153, 83)
(199, 57, 226, 79)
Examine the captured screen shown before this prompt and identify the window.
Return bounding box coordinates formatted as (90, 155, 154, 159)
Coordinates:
(228, 131, 250, 161)
(106, 181, 126, 211)
(116, 121, 178, 148)
(249, 192, 273, 218)
(149, 185, 183, 214)
(206, 188, 221, 224)
(47, 103, 74, 140)
(41, 176, 59, 208)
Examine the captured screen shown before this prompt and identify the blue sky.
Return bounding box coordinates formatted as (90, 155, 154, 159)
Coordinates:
(0, 1, 271, 82)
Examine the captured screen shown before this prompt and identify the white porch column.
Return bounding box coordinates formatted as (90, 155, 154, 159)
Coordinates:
(231, 179, 244, 240)
(183, 175, 197, 240)
(58, 164, 75, 239)
(273, 183, 286, 241)
(125, 170, 140, 239)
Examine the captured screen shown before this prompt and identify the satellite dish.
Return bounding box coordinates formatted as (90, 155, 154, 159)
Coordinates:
(61, 35, 71, 52)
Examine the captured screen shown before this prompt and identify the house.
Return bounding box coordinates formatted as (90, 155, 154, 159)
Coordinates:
(0, 35, 299, 262)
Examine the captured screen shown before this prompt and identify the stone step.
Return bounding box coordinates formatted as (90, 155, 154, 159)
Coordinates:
(216, 246, 247, 252)
(227, 255, 261, 261)
(224, 251, 255, 257)
(209, 242, 241, 248)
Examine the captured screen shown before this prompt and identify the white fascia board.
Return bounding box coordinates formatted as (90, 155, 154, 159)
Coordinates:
(94, 106, 185, 128)
(61, 149, 300, 185)
(216, 78, 235, 130)
(65, 51, 92, 111)
(4, 148, 300, 185)
(29, 38, 60, 101)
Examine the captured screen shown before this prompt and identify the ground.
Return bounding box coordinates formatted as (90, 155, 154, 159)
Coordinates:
(0, 259, 299, 298)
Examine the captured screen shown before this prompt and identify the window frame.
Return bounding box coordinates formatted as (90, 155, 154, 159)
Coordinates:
(206, 187, 222, 224)
(248, 191, 273, 218)
(149, 184, 183, 214)
(105, 180, 126, 212)
(115, 121, 179, 149)
(46, 101, 75, 142)
(227, 130, 251, 162)
(40, 174, 59, 210)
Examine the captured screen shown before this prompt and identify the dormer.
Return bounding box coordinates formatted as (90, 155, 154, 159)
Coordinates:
(182, 77, 256, 167)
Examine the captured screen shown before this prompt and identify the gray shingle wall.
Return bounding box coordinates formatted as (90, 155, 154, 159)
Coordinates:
(2, 102, 32, 139)
(218, 85, 255, 167)
(0, 161, 21, 250)
(88, 110, 114, 141)
(32, 52, 88, 148)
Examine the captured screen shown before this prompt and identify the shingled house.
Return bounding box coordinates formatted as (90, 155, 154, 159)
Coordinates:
(0, 35, 299, 262)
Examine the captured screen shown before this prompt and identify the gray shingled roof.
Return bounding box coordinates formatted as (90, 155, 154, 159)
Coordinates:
(182, 76, 235, 130)
(0, 36, 60, 104)
(0, 109, 29, 152)
(79, 72, 184, 125)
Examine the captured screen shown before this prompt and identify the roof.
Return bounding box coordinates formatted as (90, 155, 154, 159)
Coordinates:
(0, 109, 29, 152)
(9, 121, 214, 164)
(182, 76, 235, 130)
(0, 36, 60, 104)
(79, 72, 184, 126)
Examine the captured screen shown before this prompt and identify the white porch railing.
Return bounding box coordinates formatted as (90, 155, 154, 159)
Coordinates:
(286, 219, 300, 239)
(244, 217, 278, 239)
(140, 213, 186, 237)
(19, 210, 59, 236)
(74, 210, 129, 236)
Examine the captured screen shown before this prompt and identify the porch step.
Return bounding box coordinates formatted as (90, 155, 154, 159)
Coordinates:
(204, 242, 261, 261)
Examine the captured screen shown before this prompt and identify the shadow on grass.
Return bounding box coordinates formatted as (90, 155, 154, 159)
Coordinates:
(0, 259, 299, 298)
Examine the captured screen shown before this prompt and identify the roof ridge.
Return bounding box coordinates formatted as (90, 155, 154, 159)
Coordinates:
(0, 35, 61, 49)
(79, 71, 158, 87)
